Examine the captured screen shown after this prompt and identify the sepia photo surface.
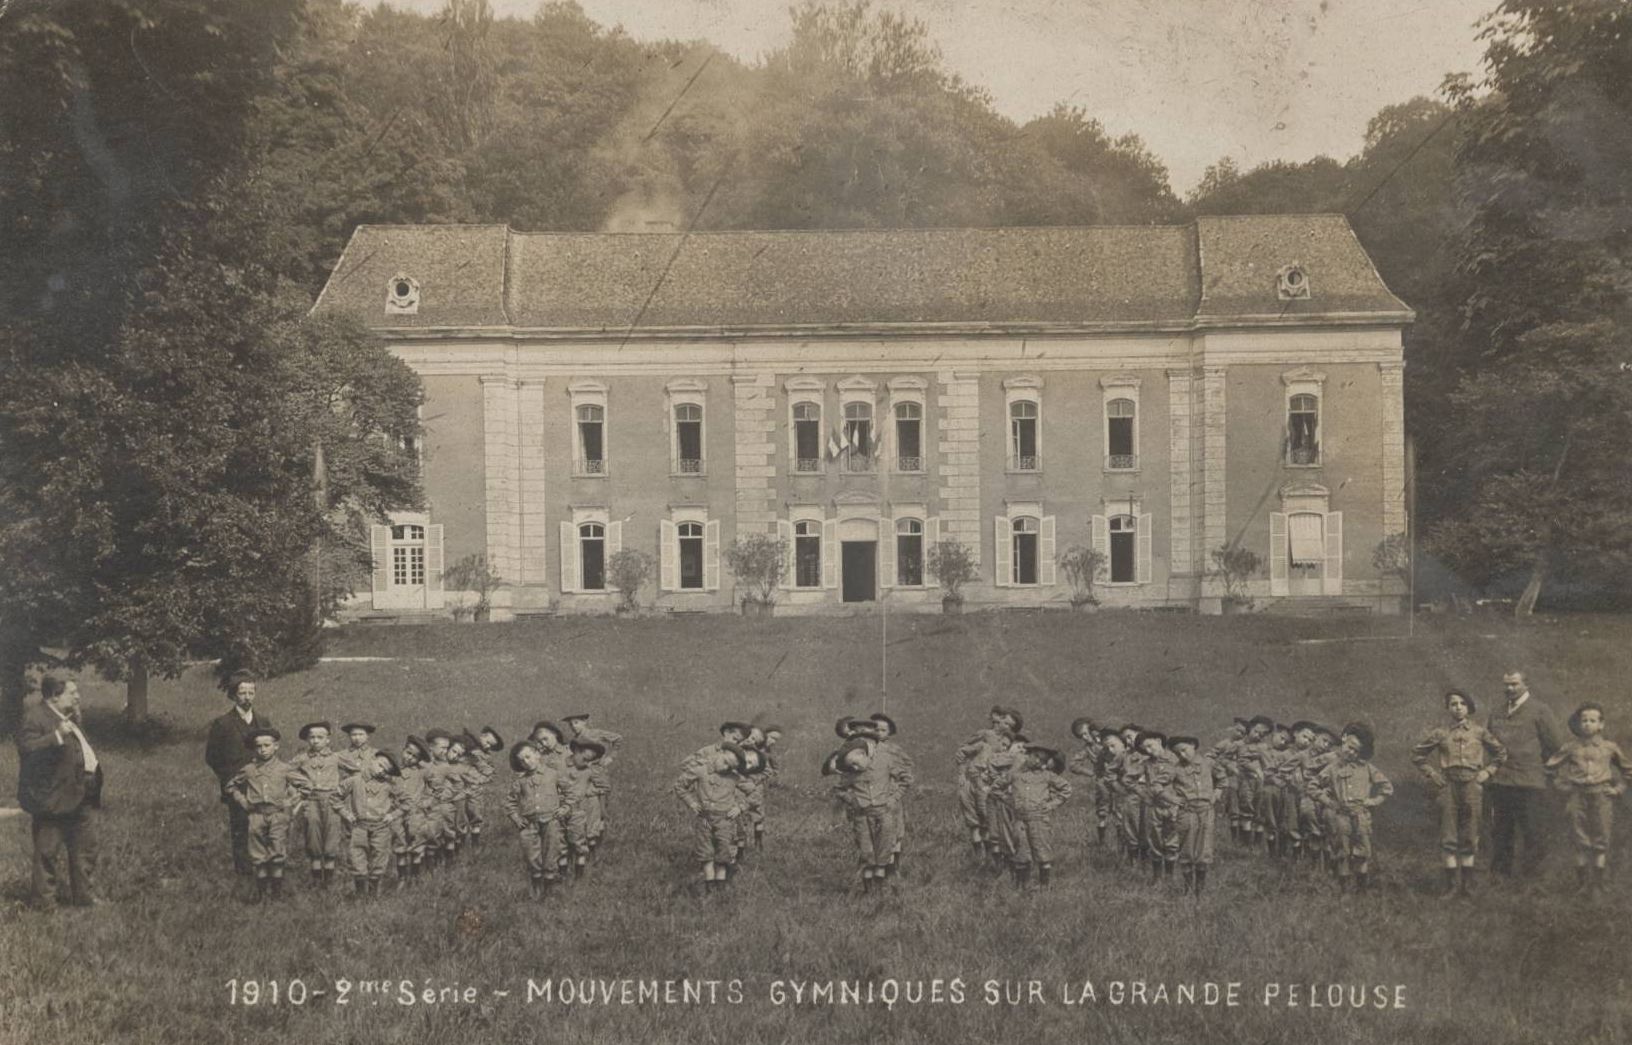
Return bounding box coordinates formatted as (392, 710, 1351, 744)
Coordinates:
(2, 2, 1628, 1044)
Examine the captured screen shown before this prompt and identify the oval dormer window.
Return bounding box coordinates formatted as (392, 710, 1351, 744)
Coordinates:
(1277, 264, 1311, 301)
(386, 274, 420, 314)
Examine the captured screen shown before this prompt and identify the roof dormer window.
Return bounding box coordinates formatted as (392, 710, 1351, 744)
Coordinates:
(386, 274, 420, 314)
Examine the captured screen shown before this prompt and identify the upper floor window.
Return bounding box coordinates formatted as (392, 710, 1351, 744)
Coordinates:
(793, 401, 822, 473)
(1009, 400, 1040, 472)
(793, 520, 822, 588)
(842, 401, 874, 473)
(1289, 393, 1319, 465)
(894, 401, 923, 472)
(895, 518, 924, 587)
(1106, 398, 1137, 471)
(674, 403, 703, 474)
(576, 403, 606, 475)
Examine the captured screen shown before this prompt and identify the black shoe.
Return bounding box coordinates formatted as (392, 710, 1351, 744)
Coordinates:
(270, 877, 285, 900)
(1195, 867, 1208, 894)
(354, 878, 368, 897)
(1038, 864, 1051, 886)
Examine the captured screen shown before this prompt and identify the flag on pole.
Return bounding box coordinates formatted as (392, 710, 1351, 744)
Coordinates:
(827, 428, 841, 459)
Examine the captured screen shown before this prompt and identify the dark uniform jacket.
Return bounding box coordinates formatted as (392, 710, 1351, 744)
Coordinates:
(205, 708, 273, 792)
(1486, 695, 1563, 790)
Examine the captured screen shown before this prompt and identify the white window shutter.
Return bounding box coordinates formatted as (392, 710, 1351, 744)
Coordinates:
(778, 519, 794, 590)
(426, 525, 446, 608)
(704, 519, 721, 591)
(879, 513, 896, 590)
(1136, 513, 1152, 586)
(1270, 512, 1289, 596)
(1323, 511, 1343, 594)
(659, 519, 677, 592)
(560, 521, 578, 594)
(994, 516, 1011, 588)
(1040, 515, 1057, 586)
(370, 525, 391, 601)
(1091, 515, 1109, 580)
(822, 518, 838, 589)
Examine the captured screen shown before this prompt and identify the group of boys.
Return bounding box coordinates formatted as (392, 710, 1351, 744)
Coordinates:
(670, 721, 784, 893)
(226, 713, 620, 902)
(502, 715, 623, 899)
(821, 714, 916, 892)
(955, 706, 1073, 890)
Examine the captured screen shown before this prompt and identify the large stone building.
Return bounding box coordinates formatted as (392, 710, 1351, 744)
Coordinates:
(312, 215, 1412, 618)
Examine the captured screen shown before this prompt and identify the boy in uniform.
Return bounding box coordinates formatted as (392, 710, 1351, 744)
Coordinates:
(1068, 717, 1107, 845)
(504, 740, 575, 900)
(1411, 692, 1506, 895)
(290, 722, 345, 887)
(562, 738, 613, 879)
(998, 745, 1072, 888)
(337, 723, 379, 778)
(1312, 722, 1393, 893)
(673, 743, 749, 893)
(339, 751, 400, 897)
(955, 708, 1017, 854)
(391, 736, 436, 884)
(1546, 703, 1631, 896)
(1098, 730, 1139, 866)
(564, 713, 620, 849)
(868, 713, 916, 873)
(1209, 719, 1248, 844)
(420, 729, 459, 868)
(824, 738, 911, 894)
(1236, 716, 1273, 849)
(1159, 735, 1226, 895)
(226, 728, 299, 902)
(1135, 730, 1179, 883)
(463, 729, 500, 849)
(1281, 722, 1321, 864)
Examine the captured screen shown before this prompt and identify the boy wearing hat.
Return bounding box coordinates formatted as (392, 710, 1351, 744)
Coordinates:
(562, 739, 613, 878)
(504, 740, 576, 899)
(1159, 736, 1226, 895)
(461, 730, 499, 849)
(997, 746, 1072, 888)
(955, 711, 1016, 855)
(565, 713, 621, 848)
(1236, 716, 1273, 847)
(673, 743, 749, 892)
(1135, 731, 1179, 883)
(1305, 725, 1342, 871)
(824, 739, 910, 894)
(420, 729, 461, 867)
(1209, 720, 1248, 844)
(337, 723, 379, 778)
(1312, 722, 1393, 892)
(1254, 723, 1293, 858)
(226, 728, 299, 901)
(1279, 722, 1322, 863)
(734, 746, 771, 855)
(1068, 718, 1107, 845)
(391, 737, 436, 883)
(868, 714, 916, 872)
(444, 734, 481, 855)
(683, 722, 749, 774)
(1096, 731, 1138, 865)
(1545, 703, 1631, 896)
(290, 722, 346, 887)
(529, 721, 571, 771)
(339, 751, 400, 897)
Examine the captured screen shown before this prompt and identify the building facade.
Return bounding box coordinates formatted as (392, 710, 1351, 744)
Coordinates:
(313, 216, 1412, 617)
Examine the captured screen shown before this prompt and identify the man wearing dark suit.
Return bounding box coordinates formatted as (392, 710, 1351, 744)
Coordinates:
(1485, 670, 1564, 878)
(205, 671, 270, 875)
(16, 675, 105, 908)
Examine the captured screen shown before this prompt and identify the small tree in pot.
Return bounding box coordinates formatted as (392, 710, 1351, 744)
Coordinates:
(607, 549, 655, 614)
(1058, 545, 1107, 610)
(926, 539, 979, 614)
(1210, 545, 1262, 613)
(725, 533, 787, 615)
(442, 553, 503, 622)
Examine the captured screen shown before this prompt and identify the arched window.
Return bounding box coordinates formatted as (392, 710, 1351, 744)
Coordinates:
(843, 401, 873, 471)
(1289, 393, 1319, 465)
(576, 403, 605, 474)
(390, 524, 426, 588)
(1106, 398, 1136, 470)
(794, 520, 822, 588)
(793, 401, 822, 473)
(1109, 514, 1136, 583)
(1010, 400, 1039, 471)
(673, 402, 703, 473)
(895, 517, 924, 587)
(894, 401, 923, 472)
(1011, 516, 1039, 585)
(677, 521, 704, 589)
(578, 522, 606, 590)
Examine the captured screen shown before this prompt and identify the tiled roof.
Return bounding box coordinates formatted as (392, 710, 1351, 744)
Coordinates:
(312, 216, 1410, 333)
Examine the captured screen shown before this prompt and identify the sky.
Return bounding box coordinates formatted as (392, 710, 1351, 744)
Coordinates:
(394, 0, 1496, 192)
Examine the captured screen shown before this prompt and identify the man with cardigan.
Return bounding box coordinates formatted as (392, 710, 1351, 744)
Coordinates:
(1485, 670, 1564, 879)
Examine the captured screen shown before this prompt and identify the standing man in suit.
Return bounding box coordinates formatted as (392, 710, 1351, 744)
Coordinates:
(1485, 669, 1565, 879)
(205, 671, 271, 875)
(16, 675, 104, 908)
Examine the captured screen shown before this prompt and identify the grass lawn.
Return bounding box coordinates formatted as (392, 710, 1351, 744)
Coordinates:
(2, 609, 1629, 1045)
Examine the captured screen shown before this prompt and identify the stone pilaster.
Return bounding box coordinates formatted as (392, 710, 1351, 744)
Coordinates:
(1166, 369, 1194, 578)
(1200, 366, 1228, 593)
(480, 375, 521, 582)
(936, 370, 982, 562)
(516, 379, 548, 586)
(1379, 361, 1407, 539)
(732, 374, 776, 535)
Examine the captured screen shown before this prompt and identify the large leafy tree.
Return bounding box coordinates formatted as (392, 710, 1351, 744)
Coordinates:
(1426, 0, 1632, 613)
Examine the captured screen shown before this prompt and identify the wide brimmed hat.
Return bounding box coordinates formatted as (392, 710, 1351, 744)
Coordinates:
(1269, 722, 1292, 738)
(719, 721, 751, 737)
(570, 738, 607, 761)
(999, 707, 1025, 732)
(719, 742, 749, 773)
(1028, 746, 1066, 774)
(1313, 724, 1339, 742)
(1248, 715, 1274, 731)
(1289, 721, 1318, 736)
(563, 712, 591, 724)
(402, 735, 431, 763)
(1135, 730, 1167, 750)
(1165, 735, 1200, 751)
(869, 713, 898, 736)
(243, 727, 281, 748)
(835, 716, 864, 739)
(425, 728, 453, 744)
(739, 748, 767, 774)
(1340, 721, 1375, 760)
(532, 721, 566, 745)
(298, 721, 333, 741)
(1070, 716, 1096, 737)
(478, 726, 505, 750)
(1231, 717, 1250, 729)
(509, 739, 541, 773)
(375, 750, 401, 777)
(340, 722, 377, 735)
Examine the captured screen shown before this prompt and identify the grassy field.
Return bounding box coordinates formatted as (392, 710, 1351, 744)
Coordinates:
(2, 609, 1629, 1045)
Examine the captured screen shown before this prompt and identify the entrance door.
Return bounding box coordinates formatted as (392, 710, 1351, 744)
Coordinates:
(841, 541, 877, 603)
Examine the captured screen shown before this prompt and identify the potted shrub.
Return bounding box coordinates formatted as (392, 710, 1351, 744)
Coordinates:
(1058, 545, 1106, 611)
(926, 539, 978, 614)
(724, 533, 787, 616)
(442, 553, 503, 622)
(607, 549, 655, 615)
(1210, 545, 1262, 614)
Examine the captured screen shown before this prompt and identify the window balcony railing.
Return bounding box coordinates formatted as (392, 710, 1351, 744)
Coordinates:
(896, 455, 924, 473)
(842, 453, 876, 474)
(795, 457, 823, 474)
(674, 457, 704, 475)
(1105, 454, 1138, 472)
(1010, 454, 1042, 473)
(576, 458, 606, 476)
(1288, 445, 1320, 466)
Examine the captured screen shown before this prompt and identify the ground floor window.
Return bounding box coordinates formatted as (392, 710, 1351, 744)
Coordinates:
(678, 522, 704, 589)
(1110, 515, 1136, 583)
(1012, 516, 1039, 585)
(579, 522, 606, 591)
(896, 518, 923, 586)
(795, 520, 822, 588)
(391, 524, 425, 586)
